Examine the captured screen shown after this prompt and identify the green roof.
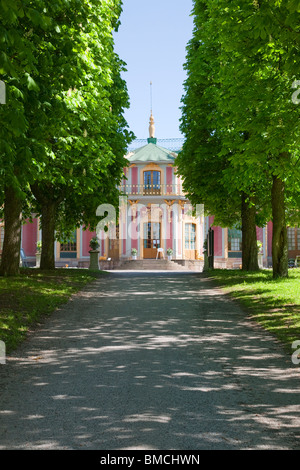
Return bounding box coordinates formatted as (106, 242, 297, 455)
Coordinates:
(128, 142, 177, 163)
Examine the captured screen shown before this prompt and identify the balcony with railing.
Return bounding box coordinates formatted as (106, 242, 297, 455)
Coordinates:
(119, 183, 187, 198)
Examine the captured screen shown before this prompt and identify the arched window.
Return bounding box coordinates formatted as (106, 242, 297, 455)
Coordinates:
(143, 170, 161, 195)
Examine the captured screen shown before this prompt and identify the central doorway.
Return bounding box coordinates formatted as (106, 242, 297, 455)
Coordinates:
(143, 222, 161, 258)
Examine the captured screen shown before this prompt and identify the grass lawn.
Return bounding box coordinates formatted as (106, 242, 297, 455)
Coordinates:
(207, 268, 300, 353)
(0, 268, 104, 353)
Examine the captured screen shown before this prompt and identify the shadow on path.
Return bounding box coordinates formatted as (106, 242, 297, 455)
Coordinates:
(0, 272, 299, 450)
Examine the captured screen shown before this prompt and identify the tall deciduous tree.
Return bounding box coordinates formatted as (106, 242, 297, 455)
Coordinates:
(0, 0, 45, 275)
(0, 0, 133, 274)
(177, 2, 267, 271)
(178, 0, 300, 277)
(213, 0, 300, 278)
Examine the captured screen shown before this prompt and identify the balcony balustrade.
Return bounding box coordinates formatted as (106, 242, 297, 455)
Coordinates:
(119, 183, 185, 197)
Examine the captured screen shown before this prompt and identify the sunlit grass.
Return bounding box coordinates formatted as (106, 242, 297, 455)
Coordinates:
(0, 268, 104, 353)
(207, 268, 300, 351)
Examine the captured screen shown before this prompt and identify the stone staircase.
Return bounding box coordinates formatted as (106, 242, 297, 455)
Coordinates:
(115, 259, 200, 271)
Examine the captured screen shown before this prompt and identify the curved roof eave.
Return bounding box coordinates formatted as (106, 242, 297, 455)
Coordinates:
(126, 143, 177, 164)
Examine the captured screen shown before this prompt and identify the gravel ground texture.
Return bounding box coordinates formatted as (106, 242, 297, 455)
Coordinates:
(0, 271, 299, 450)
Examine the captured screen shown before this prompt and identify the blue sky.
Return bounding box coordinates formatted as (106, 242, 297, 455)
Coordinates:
(114, 0, 195, 141)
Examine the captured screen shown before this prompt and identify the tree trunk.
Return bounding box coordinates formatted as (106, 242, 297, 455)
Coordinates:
(40, 201, 56, 270)
(0, 185, 23, 276)
(271, 175, 288, 279)
(241, 193, 259, 271)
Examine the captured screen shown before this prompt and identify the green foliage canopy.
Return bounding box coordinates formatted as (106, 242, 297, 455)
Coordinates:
(177, 0, 300, 229)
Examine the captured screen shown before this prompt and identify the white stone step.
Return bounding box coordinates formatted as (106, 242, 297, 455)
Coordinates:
(117, 259, 189, 271)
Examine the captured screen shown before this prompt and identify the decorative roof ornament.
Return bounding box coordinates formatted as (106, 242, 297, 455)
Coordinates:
(147, 81, 158, 144)
(149, 111, 155, 139)
(148, 81, 156, 139)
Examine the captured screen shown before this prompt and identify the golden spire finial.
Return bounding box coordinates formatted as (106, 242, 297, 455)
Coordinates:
(149, 111, 155, 138)
(149, 81, 155, 138)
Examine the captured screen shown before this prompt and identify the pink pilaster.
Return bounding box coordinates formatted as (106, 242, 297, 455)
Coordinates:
(166, 166, 173, 194)
(166, 208, 173, 249)
(82, 228, 96, 257)
(213, 225, 223, 257)
(131, 167, 138, 194)
(22, 218, 38, 256)
(208, 217, 223, 257)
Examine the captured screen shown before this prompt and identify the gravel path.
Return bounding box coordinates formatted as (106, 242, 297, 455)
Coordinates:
(0, 271, 299, 450)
